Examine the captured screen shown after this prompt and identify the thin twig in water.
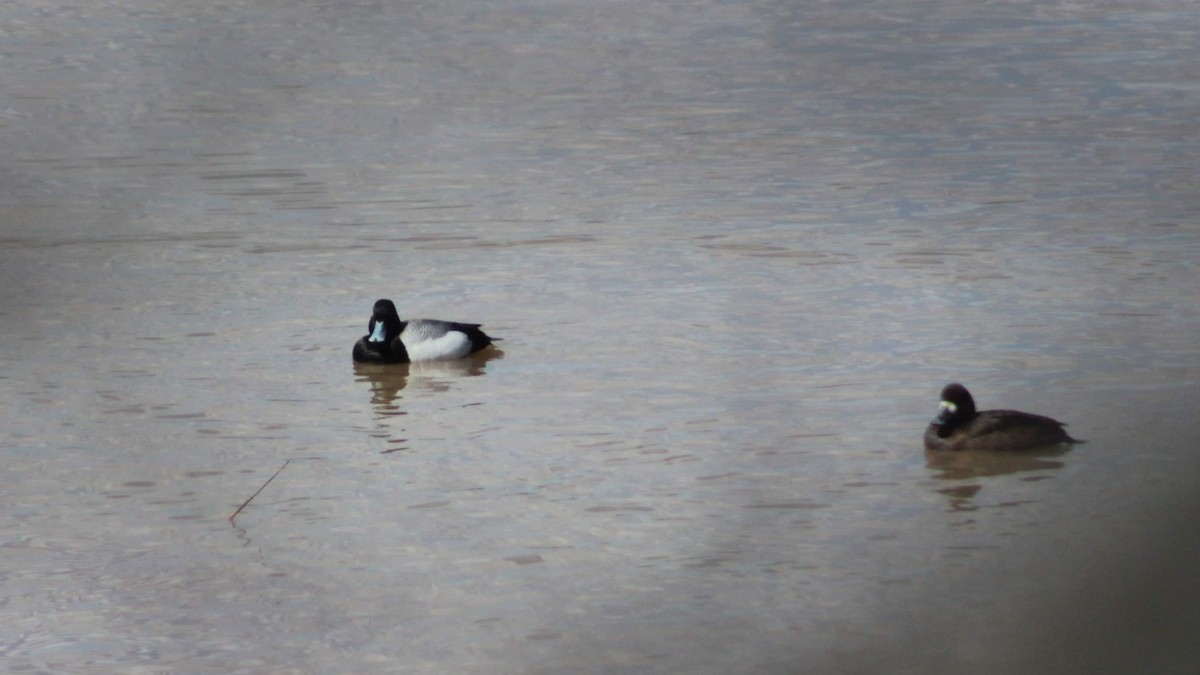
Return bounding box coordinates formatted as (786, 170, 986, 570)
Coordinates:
(229, 459, 289, 525)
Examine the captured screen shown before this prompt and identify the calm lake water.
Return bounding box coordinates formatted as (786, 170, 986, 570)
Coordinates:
(3, 1, 1199, 673)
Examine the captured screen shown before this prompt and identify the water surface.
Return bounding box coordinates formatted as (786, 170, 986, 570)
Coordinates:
(2, 1, 1199, 673)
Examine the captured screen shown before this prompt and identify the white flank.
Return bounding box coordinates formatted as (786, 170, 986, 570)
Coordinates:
(403, 331, 473, 361)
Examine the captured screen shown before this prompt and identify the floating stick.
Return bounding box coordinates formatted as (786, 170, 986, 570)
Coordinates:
(228, 459, 289, 524)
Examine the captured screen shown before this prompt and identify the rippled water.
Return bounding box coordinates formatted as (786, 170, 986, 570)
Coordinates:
(3, 1, 1199, 673)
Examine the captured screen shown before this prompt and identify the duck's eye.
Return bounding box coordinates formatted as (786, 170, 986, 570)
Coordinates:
(939, 401, 957, 413)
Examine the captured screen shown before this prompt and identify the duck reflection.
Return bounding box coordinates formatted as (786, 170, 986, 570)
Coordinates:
(925, 446, 1072, 511)
(924, 445, 1071, 481)
(354, 362, 410, 413)
(353, 349, 502, 411)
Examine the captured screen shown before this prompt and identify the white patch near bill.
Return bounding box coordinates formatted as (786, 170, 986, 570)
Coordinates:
(368, 321, 388, 343)
(403, 331, 472, 361)
(939, 401, 957, 414)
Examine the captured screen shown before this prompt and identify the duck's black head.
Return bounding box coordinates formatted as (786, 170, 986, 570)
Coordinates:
(366, 298, 404, 344)
(371, 299, 398, 321)
(930, 383, 977, 435)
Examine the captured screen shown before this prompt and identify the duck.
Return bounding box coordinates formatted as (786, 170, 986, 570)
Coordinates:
(924, 383, 1077, 452)
(351, 298, 498, 364)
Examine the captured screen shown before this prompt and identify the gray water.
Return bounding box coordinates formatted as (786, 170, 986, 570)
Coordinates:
(2, 1, 1199, 673)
